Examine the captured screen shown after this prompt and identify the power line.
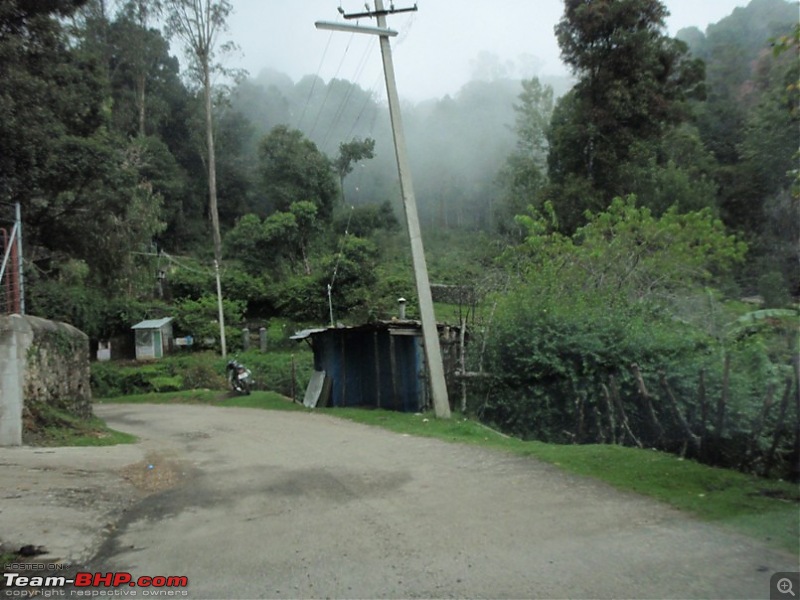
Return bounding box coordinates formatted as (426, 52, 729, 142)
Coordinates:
(320, 41, 376, 151)
(295, 28, 335, 130)
(327, 205, 355, 326)
(308, 30, 356, 139)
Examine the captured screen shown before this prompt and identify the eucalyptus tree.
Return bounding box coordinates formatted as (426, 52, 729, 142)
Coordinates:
(495, 77, 554, 237)
(115, 1, 164, 137)
(164, 0, 237, 263)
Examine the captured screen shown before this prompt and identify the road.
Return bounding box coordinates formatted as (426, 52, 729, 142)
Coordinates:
(3, 403, 797, 599)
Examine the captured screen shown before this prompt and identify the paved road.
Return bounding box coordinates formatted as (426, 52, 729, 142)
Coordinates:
(4, 403, 797, 599)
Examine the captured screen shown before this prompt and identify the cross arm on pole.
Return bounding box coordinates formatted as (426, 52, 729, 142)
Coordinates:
(314, 21, 398, 36)
(341, 4, 417, 20)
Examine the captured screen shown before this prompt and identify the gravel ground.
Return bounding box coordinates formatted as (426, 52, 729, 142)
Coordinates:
(1, 403, 797, 600)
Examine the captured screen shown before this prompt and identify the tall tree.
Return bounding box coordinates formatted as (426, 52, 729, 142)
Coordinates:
(164, 0, 235, 263)
(116, 1, 164, 137)
(548, 0, 704, 230)
(334, 137, 375, 205)
(495, 77, 554, 236)
(258, 125, 338, 221)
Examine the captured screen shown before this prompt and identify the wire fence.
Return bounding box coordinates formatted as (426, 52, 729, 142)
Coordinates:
(0, 203, 23, 315)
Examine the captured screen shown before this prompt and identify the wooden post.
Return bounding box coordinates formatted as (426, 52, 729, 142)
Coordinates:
(601, 383, 617, 444)
(698, 368, 708, 435)
(715, 353, 731, 437)
(631, 363, 664, 445)
(374, 331, 381, 409)
(741, 382, 776, 470)
(659, 371, 701, 454)
(609, 376, 642, 448)
(765, 377, 793, 477)
(291, 354, 297, 403)
(574, 392, 586, 444)
(459, 318, 467, 413)
(389, 334, 398, 410)
(340, 334, 347, 407)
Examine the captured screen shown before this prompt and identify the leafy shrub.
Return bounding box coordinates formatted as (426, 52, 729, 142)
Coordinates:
(173, 294, 246, 351)
(150, 375, 182, 392)
(474, 199, 798, 478)
(91, 348, 313, 399)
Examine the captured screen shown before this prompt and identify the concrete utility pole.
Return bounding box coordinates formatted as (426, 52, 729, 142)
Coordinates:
(316, 2, 451, 418)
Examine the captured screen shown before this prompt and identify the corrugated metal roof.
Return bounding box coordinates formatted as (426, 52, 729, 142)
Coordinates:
(131, 317, 173, 330)
(290, 328, 328, 340)
(290, 321, 424, 340)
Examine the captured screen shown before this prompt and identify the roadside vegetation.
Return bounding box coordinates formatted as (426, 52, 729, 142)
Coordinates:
(89, 385, 800, 556)
(5, 0, 799, 555)
(24, 404, 137, 447)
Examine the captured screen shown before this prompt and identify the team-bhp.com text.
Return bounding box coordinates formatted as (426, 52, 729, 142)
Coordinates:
(3, 572, 189, 597)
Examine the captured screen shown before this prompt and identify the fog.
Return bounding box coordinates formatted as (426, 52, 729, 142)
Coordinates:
(226, 0, 754, 103)
(216, 0, 764, 231)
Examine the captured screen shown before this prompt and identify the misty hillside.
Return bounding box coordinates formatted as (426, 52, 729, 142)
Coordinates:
(230, 66, 575, 229)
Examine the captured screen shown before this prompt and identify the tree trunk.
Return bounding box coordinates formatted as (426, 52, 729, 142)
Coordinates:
(204, 63, 222, 262)
(137, 73, 147, 137)
(715, 353, 731, 437)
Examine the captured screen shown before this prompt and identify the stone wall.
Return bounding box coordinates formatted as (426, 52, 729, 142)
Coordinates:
(0, 315, 91, 446)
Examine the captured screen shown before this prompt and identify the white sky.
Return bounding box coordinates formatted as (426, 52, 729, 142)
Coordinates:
(225, 0, 755, 102)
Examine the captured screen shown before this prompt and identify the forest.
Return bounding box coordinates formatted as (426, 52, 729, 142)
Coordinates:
(1, 0, 797, 479)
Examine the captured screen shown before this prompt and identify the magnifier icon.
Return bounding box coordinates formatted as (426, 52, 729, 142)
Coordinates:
(777, 578, 796, 597)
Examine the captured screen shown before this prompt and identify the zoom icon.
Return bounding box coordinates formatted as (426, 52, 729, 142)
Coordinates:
(772, 572, 800, 599)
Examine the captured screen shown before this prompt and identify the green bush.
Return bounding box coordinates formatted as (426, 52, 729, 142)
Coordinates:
(91, 348, 314, 399)
(230, 349, 314, 398)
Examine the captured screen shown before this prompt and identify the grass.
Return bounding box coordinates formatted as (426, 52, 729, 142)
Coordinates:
(96, 389, 305, 410)
(316, 408, 800, 556)
(26, 405, 137, 447)
(94, 392, 800, 556)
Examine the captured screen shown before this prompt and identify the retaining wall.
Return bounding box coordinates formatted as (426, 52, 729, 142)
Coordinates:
(0, 315, 91, 445)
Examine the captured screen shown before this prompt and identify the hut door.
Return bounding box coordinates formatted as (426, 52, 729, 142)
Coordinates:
(153, 330, 163, 358)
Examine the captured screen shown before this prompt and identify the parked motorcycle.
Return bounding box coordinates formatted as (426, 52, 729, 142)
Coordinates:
(226, 359, 252, 395)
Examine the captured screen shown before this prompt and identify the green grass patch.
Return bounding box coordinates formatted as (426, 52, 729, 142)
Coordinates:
(321, 408, 800, 556)
(522, 442, 800, 554)
(26, 405, 137, 447)
(97, 389, 306, 411)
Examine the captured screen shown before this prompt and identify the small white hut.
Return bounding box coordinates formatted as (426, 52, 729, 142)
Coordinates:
(131, 317, 174, 360)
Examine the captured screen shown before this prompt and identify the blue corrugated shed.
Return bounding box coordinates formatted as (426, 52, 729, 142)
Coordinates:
(293, 322, 431, 412)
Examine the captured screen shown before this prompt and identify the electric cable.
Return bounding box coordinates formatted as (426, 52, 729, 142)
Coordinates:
(320, 40, 375, 152)
(327, 205, 355, 325)
(295, 28, 335, 130)
(309, 30, 356, 139)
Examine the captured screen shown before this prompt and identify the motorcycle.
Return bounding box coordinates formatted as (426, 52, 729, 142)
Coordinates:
(226, 359, 252, 395)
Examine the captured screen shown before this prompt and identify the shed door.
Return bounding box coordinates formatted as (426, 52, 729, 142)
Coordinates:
(153, 330, 163, 358)
(135, 329, 154, 359)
